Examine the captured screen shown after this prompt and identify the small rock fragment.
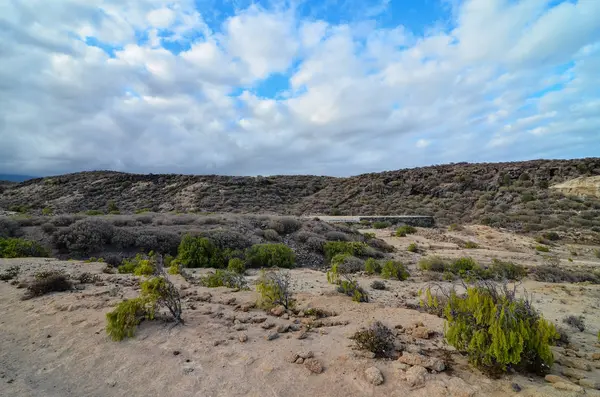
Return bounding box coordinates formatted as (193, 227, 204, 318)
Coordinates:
(238, 334, 248, 343)
(295, 357, 305, 364)
(579, 378, 600, 390)
(282, 313, 290, 320)
(270, 306, 285, 317)
(296, 332, 308, 340)
(412, 326, 432, 339)
(261, 322, 275, 330)
(403, 365, 428, 387)
(234, 324, 247, 331)
(398, 352, 445, 372)
(591, 353, 600, 361)
(173, 350, 181, 356)
(511, 383, 521, 392)
(277, 324, 291, 333)
(251, 316, 267, 324)
(304, 358, 324, 374)
(552, 382, 583, 392)
(561, 367, 586, 380)
(298, 350, 314, 359)
(545, 375, 569, 384)
(365, 366, 384, 385)
(266, 332, 279, 341)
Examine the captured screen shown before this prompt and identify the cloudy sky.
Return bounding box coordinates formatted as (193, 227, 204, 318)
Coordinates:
(1, 0, 599, 177)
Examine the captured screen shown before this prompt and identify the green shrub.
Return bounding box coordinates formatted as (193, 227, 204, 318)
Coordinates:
(362, 232, 376, 240)
(418, 256, 448, 272)
(594, 249, 600, 259)
(85, 210, 104, 216)
(107, 200, 119, 213)
(246, 243, 295, 268)
(323, 241, 368, 263)
(448, 223, 463, 231)
(267, 217, 302, 235)
(0, 238, 49, 258)
(449, 257, 478, 275)
(118, 254, 155, 275)
(542, 232, 560, 241)
(532, 265, 600, 284)
(350, 321, 394, 358)
(178, 235, 224, 268)
(133, 260, 155, 276)
(372, 221, 391, 229)
(485, 259, 527, 281)
(167, 260, 181, 275)
(407, 242, 418, 252)
(381, 260, 409, 280)
(41, 207, 53, 216)
(337, 276, 369, 302)
(442, 283, 557, 374)
(364, 258, 381, 275)
(535, 245, 550, 252)
(140, 276, 183, 324)
(395, 225, 416, 237)
(256, 270, 294, 309)
(227, 258, 245, 274)
(199, 269, 247, 289)
(463, 241, 479, 249)
(135, 208, 152, 214)
(327, 254, 363, 283)
(106, 298, 152, 341)
(262, 229, 281, 242)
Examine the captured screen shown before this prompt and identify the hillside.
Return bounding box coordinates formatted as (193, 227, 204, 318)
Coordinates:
(1, 158, 600, 232)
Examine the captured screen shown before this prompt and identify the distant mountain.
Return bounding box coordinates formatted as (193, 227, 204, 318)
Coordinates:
(0, 174, 37, 182)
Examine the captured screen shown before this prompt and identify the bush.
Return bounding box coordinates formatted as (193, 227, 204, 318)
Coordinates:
(362, 232, 376, 240)
(325, 231, 349, 241)
(268, 217, 302, 235)
(364, 258, 381, 275)
(53, 218, 114, 256)
(337, 276, 369, 302)
(305, 236, 325, 253)
(227, 258, 245, 274)
(323, 241, 368, 263)
(106, 298, 152, 341)
(178, 235, 224, 268)
(372, 221, 391, 229)
(326, 254, 364, 283)
(531, 265, 600, 284)
(366, 238, 395, 253)
(418, 256, 448, 272)
(262, 229, 281, 242)
(485, 259, 527, 281)
(41, 222, 56, 235)
(542, 232, 560, 241)
(246, 243, 295, 268)
(350, 321, 395, 358)
(395, 225, 416, 237)
(256, 270, 294, 309)
(381, 260, 409, 280)
(0, 237, 49, 258)
(51, 215, 82, 227)
(78, 272, 100, 284)
(24, 271, 72, 299)
(134, 230, 180, 255)
(140, 275, 183, 324)
(442, 282, 557, 374)
(118, 254, 155, 275)
(85, 210, 104, 216)
(535, 245, 550, 252)
(0, 265, 20, 281)
(449, 257, 478, 275)
(463, 241, 479, 249)
(407, 242, 418, 252)
(199, 269, 247, 289)
(0, 218, 21, 238)
(562, 315, 585, 332)
(595, 249, 600, 259)
(370, 280, 386, 290)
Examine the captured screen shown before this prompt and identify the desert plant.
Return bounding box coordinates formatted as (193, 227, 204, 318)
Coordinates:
(199, 269, 247, 289)
(395, 225, 416, 237)
(0, 218, 21, 238)
(0, 265, 20, 281)
(256, 270, 294, 309)
(449, 257, 478, 275)
(531, 265, 600, 284)
(407, 242, 418, 252)
(106, 298, 153, 341)
(535, 245, 550, 252)
(246, 243, 295, 268)
(262, 229, 281, 242)
(140, 275, 183, 325)
(325, 231, 349, 241)
(53, 218, 114, 256)
(78, 272, 100, 284)
(227, 258, 245, 274)
(442, 281, 558, 374)
(0, 238, 49, 258)
(364, 258, 381, 275)
(177, 235, 223, 268)
(267, 217, 302, 234)
(24, 271, 72, 299)
(41, 222, 56, 234)
(595, 249, 600, 259)
(41, 207, 53, 216)
(381, 260, 409, 280)
(418, 256, 448, 272)
(362, 232, 376, 240)
(485, 259, 527, 281)
(350, 321, 395, 358)
(370, 280, 386, 290)
(463, 241, 479, 249)
(326, 254, 363, 283)
(85, 210, 104, 216)
(562, 315, 585, 332)
(323, 241, 368, 263)
(118, 254, 155, 275)
(372, 221, 391, 229)
(337, 275, 369, 302)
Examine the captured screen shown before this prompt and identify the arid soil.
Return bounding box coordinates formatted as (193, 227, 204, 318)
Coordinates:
(2, 225, 600, 397)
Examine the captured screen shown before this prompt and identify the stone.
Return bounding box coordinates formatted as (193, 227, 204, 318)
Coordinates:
(270, 306, 285, 317)
(266, 332, 279, 341)
(173, 350, 181, 356)
(365, 366, 384, 385)
(236, 315, 251, 323)
(234, 324, 247, 331)
(561, 367, 587, 380)
(545, 375, 569, 384)
(304, 358, 324, 374)
(295, 357, 304, 364)
(197, 292, 212, 302)
(357, 351, 376, 359)
(240, 303, 253, 312)
(579, 378, 600, 390)
(511, 383, 522, 392)
(398, 352, 445, 372)
(298, 350, 313, 359)
(289, 324, 302, 332)
(404, 365, 428, 387)
(238, 334, 248, 343)
(282, 313, 290, 320)
(251, 317, 267, 324)
(296, 332, 308, 340)
(445, 377, 476, 397)
(592, 353, 600, 361)
(555, 354, 591, 371)
(552, 382, 583, 392)
(393, 362, 410, 371)
(261, 322, 275, 330)
(277, 324, 291, 333)
(412, 326, 432, 339)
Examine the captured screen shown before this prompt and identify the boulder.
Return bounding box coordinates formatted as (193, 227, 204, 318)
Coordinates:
(398, 352, 445, 372)
(365, 367, 384, 386)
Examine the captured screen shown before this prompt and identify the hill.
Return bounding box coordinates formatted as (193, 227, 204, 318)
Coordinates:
(1, 158, 600, 232)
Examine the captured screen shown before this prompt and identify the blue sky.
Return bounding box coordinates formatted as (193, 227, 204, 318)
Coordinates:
(0, 0, 599, 177)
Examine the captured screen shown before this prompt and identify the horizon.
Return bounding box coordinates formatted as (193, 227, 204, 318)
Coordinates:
(1, 0, 599, 177)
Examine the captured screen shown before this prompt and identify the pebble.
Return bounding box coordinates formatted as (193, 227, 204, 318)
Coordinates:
(304, 358, 324, 374)
(365, 366, 384, 385)
(266, 332, 279, 341)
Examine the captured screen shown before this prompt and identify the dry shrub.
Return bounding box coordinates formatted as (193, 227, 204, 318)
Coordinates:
(350, 321, 395, 358)
(0, 218, 21, 238)
(24, 271, 72, 299)
(268, 217, 302, 235)
(562, 315, 585, 332)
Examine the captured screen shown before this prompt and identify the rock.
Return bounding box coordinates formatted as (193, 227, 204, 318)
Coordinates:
(234, 324, 247, 331)
(238, 334, 248, 343)
(240, 303, 253, 312)
(106, 379, 117, 387)
(445, 377, 476, 397)
(277, 324, 291, 333)
(270, 306, 285, 317)
(295, 357, 305, 364)
(282, 313, 290, 320)
(393, 362, 411, 371)
(261, 322, 275, 330)
(398, 352, 445, 372)
(296, 332, 308, 340)
(298, 350, 314, 359)
(511, 383, 522, 392)
(287, 353, 300, 363)
(266, 332, 279, 341)
(365, 366, 384, 385)
(561, 367, 587, 380)
(592, 353, 600, 361)
(545, 374, 569, 384)
(412, 326, 432, 339)
(357, 351, 376, 359)
(197, 292, 212, 302)
(552, 382, 583, 392)
(289, 324, 302, 332)
(304, 358, 324, 374)
(183, 368, 194, 375)
(403, 365, 428, 387)
(579, 378, 600, 390)
(173, 350, 181, 356)
(251, 317, 267, 324)
(555, 354, 591, 371)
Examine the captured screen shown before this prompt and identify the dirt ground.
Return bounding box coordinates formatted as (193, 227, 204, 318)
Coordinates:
(2, 225, 600, 397)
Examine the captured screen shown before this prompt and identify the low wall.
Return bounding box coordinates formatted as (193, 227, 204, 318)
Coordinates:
(313, 215, 435, 228)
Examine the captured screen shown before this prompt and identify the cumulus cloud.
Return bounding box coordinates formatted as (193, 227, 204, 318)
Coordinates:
(0, 0, 598, 177)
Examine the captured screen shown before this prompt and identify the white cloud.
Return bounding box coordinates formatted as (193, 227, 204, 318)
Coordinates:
(0, 0, 599, 177)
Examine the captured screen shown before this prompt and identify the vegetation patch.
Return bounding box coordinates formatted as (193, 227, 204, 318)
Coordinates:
(199, 270, 247, 289)
(246, 243, 295, 268)
(395, 225, 416, 237)
(24, 270, 72, 299)
(380, 260, 409, 280)
(364, 258, 381, 275)
(562, 315, 585, 332)
(256, 270, 294, 309)
(323, 241, 368, 263)
(350, 321, 395, 358)
(0, 237, 49, 258)
(336, 276, 369, 302)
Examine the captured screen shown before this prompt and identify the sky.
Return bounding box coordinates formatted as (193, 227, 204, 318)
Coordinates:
(0, 0, 599, 177)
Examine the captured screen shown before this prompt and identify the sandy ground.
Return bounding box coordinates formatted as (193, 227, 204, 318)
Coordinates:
(2, 225, 600, 397)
